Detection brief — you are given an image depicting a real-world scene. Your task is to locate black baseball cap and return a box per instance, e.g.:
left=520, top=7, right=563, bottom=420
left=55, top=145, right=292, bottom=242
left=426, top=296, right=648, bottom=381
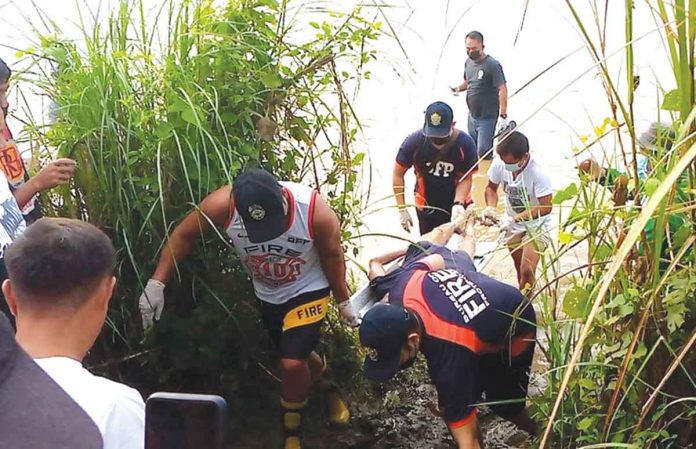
left=0, top=314, right=103, bottom=448
left=422, top=101, right=454, bottom=139
left=359, top=303, right=411, bottom=382
left=233, top=168, right=286, bottom=243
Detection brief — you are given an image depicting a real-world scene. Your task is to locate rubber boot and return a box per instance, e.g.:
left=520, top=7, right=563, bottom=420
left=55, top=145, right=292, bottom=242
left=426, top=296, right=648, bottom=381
left=281, top=398, right=306, bottom=449
left=326, top=386, right=350, bottom=425
left=313, top=354, right=351, bottom=426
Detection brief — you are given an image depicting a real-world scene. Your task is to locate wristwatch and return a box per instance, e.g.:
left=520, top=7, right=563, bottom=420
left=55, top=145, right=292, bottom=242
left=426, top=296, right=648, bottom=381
left=500, top=113, right=508, bottom=119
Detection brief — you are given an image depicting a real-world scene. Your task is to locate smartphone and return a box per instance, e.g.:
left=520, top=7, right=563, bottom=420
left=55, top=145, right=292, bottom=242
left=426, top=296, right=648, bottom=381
left=145, top=392, right=228, bottom=449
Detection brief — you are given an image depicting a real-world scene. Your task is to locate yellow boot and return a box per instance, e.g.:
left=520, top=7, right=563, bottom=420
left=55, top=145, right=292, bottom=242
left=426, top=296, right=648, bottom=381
left=326, top=386, right=350, bottom=426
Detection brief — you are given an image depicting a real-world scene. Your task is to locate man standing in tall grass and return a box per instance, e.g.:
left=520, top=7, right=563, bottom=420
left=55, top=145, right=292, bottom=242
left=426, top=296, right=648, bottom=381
left=0, top=58, right=76, bottom=325
left=139, top=168, right=355, bottom=449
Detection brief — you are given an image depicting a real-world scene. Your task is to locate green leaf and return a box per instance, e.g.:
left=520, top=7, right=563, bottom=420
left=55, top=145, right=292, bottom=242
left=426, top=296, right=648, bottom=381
left=261, top=72, right=282, bottom=89
left=643, top=178, right=660, bottom=196
left=595, top=244, right=612, bottom=260
left=661, top=89, right=681, bottom=111
left=553, top=183, right=578, bottom=204
left=558, top=231, right=574, bottom=244
left=666, top=301, right=687, bottom=332
left=563, top=286, right=591, bottom=319
left=578, top=378, right=594, bottom=390
left=672, top=224, right=691, bottom=249
left=181, top=108, right=199, bottom=125
left=606, top=294, right=626, bottom=309
left=578, top=417, right=594, bottom=431
left=154, top=123, right=173, bottom=139
left=634, top=342, right=647, bottom=359
left=309, top=21, right=320, bottom=29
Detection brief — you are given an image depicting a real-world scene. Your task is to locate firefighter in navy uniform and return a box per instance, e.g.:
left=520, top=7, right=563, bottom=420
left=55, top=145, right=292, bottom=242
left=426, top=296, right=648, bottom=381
left=393, top=101, right=478, bottom=235
left=359, top=230, right=538, bottom=449
left=139, top=168, right=356, bottom=449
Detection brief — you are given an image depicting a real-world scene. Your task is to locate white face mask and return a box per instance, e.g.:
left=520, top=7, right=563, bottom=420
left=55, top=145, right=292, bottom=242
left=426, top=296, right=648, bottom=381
left=504, top=162, right=521, bottom=172
left=503, top=155, right=528, bottom=172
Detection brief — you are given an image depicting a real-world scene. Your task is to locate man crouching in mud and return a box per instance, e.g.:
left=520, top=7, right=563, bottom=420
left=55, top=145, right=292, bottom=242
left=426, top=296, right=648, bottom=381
left=361, top=215, right=537, bottom=448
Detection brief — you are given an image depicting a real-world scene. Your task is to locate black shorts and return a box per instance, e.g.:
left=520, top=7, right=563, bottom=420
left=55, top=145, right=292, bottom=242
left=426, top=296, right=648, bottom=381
left=416, top=208, right=450, bottom=235
left=416, top=200, right=474, bottom=235
left=477, top=336, right=535, bottom=417
left=259, top=287, right=330, bottom=360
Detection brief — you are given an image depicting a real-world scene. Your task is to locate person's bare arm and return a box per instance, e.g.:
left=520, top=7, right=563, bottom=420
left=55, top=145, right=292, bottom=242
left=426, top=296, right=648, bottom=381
left=0, top=109, right=6, bottom=149
left=455, top=175, right=473, bottom=204
left=312, top=193, right=350, bottom=303
left=452, top=79, right=469, bottom=93
left=512, top=194, right=552, bottom=222
left=485, top=181, right=499, bottom=207
left=498, top=83, right=508, bottom=117
left=368, top=247, right=409, bottom=281
left=449, top=418, right=483, bottom=449
left=152, top=186, right=232, bottom=283
left=393, top=163, right=409, bottom=208
left=12, top=159, right=77, bottom=208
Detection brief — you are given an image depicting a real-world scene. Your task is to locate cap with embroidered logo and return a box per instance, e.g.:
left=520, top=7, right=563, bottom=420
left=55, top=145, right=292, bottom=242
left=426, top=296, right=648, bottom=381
left=422, top=101, right=454, bottom=139
left=233, top=168, right=286, bottom=243
left=359, top=303, right=411, bottom=382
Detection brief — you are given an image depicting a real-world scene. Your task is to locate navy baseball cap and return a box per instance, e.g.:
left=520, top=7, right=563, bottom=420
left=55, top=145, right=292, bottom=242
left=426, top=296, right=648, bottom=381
left=422, top=101, right=454, bottom=139
left=360, top=303, right=411, bottom=382
left=233, top=168, right=286, bottom=243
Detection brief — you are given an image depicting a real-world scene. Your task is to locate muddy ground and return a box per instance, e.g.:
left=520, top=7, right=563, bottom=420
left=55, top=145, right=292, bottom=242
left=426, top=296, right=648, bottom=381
left=229, top=221, right=567, bottom=448
left=230, top=347, right=548, bottom=449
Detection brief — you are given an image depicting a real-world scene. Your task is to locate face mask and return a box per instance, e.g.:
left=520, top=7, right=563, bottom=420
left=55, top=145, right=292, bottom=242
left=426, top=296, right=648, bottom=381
left=429, top=136, right=449, bottom=149
left=504, top=162, right=521, bottom=172
left=504, top=155, right=528, bottom=172
left=468, top=50, right=481, bottom=60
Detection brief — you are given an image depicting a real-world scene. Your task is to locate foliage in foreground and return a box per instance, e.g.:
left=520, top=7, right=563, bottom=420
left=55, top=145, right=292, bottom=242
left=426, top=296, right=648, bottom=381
left=532, top=1, right=696, bottom=447
left=17, top=0, right=379, bottom=438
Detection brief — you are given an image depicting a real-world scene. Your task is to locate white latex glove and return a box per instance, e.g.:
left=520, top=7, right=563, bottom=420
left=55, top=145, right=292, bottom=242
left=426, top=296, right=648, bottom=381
left=139, top=279, right=165, bottom=330
left=451, top=203, right=466, bottom=222
left=481, top=206, right=499, bottom=226
left=495, top=117, right=509, bottom=137
left=499, top=215, right=516, bottom=233
left=338, top=301, right=359, bottom=327
left=399, top=208, right=413, bottom=233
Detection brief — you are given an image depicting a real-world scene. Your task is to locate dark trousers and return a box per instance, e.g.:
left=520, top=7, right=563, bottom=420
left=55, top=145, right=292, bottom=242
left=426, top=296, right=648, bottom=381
left=416, top=208, right=451, bottom=235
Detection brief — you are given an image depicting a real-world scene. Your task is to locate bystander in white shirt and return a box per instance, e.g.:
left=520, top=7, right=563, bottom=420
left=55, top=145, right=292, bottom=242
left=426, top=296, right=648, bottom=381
left=488, top=156, right=553, bottom=236
left=35, top=356, right=145, bottom=449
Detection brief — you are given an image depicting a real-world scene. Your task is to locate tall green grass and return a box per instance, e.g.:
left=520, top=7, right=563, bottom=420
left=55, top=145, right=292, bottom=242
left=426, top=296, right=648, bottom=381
left=532, top=1, right=696, bottom=447
left=17, top=0, right=380, bottom=439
